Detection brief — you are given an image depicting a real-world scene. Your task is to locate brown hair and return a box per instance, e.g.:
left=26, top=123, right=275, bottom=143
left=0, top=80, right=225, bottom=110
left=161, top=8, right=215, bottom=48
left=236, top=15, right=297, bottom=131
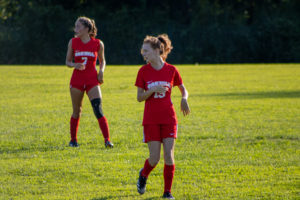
left=77, top=16, right=97, bottom=38
left=143, top=34, right=173, bottom=61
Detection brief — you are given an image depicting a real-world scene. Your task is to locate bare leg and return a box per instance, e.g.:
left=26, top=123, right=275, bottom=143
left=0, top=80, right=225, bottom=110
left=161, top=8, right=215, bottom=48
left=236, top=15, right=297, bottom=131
left=140, top=141, right=161, bottom=177
left=87, top=85, right=102, bottom=100
left=70, top=88, right=84, bottom=118
left=148, top=141, right=162, bottom=166
left=163, top=138, right=175, bottom=165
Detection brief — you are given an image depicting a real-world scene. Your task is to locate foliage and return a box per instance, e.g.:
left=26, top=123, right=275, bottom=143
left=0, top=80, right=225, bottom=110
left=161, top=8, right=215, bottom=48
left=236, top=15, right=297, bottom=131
left=0, top=0, right=299, bottom=64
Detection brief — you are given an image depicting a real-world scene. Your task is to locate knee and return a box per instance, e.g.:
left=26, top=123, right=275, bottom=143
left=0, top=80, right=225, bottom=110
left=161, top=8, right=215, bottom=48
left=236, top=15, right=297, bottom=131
left=149, top=154, right=160, bottom=166
left=164, top=152, right=174, bottom=165
left=72, top=107, right=82, bottom=118
left=91, top=98, right=104, bottom=119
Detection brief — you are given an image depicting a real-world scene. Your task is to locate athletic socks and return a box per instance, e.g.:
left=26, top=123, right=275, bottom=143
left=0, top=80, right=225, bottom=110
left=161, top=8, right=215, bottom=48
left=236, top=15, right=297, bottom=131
left=140, top=160, right=175, bottom=193
left=141, top=159, right=156, bottom=178
left=97, top=116, right=110, bottom=142
left=70, top=117, right=80, bottom=142
left=70, top=116, right=110, bottom=143
left=164, top=164, right=175, bottom=193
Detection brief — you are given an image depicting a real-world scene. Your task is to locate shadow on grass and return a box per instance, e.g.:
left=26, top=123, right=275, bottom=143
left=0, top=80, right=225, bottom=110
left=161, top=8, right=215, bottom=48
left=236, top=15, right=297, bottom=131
left=91, top=197, right=113, bottom=200
left=0, top=142, right=117, bottom=155
left=91, top=195, right=161, bottom=200
left=193, top=90, right=300, bottom=99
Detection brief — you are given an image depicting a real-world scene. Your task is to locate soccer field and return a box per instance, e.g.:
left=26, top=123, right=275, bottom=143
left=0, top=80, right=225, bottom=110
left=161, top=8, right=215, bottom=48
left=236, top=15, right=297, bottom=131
left=0, top=64, right=299, bottom=199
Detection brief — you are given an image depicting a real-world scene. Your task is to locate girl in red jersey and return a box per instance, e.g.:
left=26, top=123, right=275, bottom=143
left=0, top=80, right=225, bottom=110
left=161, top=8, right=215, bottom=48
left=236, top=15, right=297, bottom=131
left=135, top=34, right=190, bottom=199
left=65, top=16, right=113, bottom=148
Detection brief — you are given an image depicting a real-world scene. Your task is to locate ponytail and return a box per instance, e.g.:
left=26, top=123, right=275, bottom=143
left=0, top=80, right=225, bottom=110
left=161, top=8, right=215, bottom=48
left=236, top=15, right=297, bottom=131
left=157, top=34, right=173, bottom=61
left=77, top=16, right=98, bottom=38
left=89, top=19, right=97, bottom=38
left=143, top=34, right=173, bottom=61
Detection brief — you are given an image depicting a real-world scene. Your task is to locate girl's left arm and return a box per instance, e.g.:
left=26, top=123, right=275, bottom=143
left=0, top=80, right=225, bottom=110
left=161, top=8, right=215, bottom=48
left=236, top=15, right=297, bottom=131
left=97, top=41, right=106, bottom=84
left=178, top=84, right=190, bottom=116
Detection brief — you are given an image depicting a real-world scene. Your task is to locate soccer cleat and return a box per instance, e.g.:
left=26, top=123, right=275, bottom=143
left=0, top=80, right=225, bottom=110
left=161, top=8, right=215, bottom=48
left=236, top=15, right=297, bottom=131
left=137, top=169, right=147, bottom=194
left=163, top=192, right=175, bottom=199
left=105, top=140, right=114, bottom=148
left=69, top=140, right=79, bottom=147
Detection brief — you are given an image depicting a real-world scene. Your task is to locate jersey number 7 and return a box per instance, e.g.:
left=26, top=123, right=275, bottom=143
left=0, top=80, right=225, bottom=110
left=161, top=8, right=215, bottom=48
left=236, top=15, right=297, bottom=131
left=82, top=57, right=88, bottom=65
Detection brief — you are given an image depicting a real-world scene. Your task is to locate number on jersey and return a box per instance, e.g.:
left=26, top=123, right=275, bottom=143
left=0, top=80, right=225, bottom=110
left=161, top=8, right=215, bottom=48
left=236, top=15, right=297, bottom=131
left=154, top=92, right=166, bottom=98
left=82, top=57, right=88, bottom=65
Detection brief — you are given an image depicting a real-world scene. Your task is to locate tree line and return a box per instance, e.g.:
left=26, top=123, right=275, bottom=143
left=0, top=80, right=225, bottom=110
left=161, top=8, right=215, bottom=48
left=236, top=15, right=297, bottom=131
left=0, top=0, right=299, bottom=64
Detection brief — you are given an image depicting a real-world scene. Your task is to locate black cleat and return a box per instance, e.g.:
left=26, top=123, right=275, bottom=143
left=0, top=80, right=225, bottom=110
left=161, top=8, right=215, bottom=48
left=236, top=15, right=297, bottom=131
left=69, top=140, right=79, bottom=147
left=163, top=192, right=175, bottom=199
left=105, top=141, right=114, bottom=148
left=137, top=169, right=147, bottom=194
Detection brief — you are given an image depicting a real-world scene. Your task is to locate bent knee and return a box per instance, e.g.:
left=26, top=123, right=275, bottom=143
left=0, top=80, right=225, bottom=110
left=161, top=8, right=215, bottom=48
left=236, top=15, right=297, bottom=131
left=149, top=155, right=160, bottom=166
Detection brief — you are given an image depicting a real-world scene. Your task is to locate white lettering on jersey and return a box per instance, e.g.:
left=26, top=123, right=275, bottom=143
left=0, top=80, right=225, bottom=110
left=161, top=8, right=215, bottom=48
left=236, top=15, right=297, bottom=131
left=75, top=51, right=95, bottom=57
left=147, top=81, right=171, bottom=89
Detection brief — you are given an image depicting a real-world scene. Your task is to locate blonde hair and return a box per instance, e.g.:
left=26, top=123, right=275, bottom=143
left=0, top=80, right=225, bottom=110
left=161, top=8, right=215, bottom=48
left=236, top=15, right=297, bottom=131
left=77, top=16, right=97, bottom=38
left=143, top=34, right=173, bottom=61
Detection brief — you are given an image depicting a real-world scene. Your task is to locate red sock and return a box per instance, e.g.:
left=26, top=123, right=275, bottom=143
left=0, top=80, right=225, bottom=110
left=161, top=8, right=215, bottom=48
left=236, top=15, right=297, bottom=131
left=164, top=164, right=175, bottom=193
left=141, top=159, right=156, bottom=178
left=97, top=116, right=110, bottom=142
left=70, top=117, right=80, bottom=142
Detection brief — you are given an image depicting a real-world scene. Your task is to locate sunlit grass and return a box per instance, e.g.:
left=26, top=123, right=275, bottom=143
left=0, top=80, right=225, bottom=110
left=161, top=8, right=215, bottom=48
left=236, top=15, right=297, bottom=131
left=0, top=64, right=299, bottom=199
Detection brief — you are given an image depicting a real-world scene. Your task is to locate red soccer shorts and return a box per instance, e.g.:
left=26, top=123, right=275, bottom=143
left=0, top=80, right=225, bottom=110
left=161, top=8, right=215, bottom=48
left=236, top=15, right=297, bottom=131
left=143, top=124, right=177, bottom=143
left=70, top=71, right=99, bottom=93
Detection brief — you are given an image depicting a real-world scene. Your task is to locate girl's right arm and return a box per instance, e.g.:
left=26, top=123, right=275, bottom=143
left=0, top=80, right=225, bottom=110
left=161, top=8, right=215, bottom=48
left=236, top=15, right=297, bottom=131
left=65, top=39, right=85, bottom=70
left=137, top=85, right=168, bottom=102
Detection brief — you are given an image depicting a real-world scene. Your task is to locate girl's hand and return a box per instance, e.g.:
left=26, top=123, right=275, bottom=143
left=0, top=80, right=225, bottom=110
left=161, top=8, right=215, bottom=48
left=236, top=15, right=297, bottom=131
left=181, top=98, right=190, bottom=116
left=98, top=71, right=104, bottom=84
left=150, top=84, right=169, bottom=93
left=74, top=63, right=85, bottom=70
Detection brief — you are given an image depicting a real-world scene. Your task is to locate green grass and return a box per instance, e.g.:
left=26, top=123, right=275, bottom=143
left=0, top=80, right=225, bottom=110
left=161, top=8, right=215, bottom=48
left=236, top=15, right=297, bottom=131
left=0, top=64, right=299, bottom=199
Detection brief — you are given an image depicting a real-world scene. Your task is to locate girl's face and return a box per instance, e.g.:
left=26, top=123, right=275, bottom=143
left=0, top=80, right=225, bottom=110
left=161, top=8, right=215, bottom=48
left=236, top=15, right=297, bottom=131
left=74, top=20, right=89, bottom=37
left=141, top=43, right=160, bottom=63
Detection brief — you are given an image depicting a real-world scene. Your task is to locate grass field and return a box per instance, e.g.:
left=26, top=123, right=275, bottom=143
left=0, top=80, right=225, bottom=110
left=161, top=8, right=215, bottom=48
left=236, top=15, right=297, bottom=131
left=0, top=64, right=299, bottom=200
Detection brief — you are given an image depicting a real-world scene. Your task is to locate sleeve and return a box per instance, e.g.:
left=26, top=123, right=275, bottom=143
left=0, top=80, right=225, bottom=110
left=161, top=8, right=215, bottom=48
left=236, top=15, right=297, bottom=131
left=135, top=68, right=145, bottom=89
left=173, top=67, right=183, bottom=86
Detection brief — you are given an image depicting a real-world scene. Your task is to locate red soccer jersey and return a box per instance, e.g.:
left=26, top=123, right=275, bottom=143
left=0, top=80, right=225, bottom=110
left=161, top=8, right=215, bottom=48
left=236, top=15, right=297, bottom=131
left=135, top=62, right=183, bottom=125
left=72, top=37, right=100, bottom=74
